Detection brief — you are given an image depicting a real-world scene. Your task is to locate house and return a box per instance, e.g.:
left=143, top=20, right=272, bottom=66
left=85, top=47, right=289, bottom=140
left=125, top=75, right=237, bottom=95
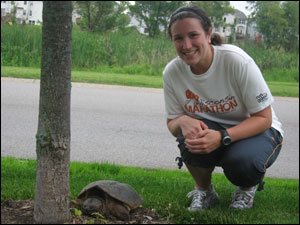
left=129, top=9, right=249, bottom=40
left=1, top=1, right=43, bottom=25
left=213, top=9, right=247, bottom=41
left=1, top=1, right=78, bottom=25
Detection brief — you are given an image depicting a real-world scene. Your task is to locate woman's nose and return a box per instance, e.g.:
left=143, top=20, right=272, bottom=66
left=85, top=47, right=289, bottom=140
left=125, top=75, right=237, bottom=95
left=183, top=38, right=192, bottom=49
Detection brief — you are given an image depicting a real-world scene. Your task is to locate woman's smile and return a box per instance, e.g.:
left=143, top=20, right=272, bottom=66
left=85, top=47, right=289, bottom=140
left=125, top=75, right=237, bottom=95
left=183, top=49, right=198, bottom=56
left=171, top=18, right=213, bottom=74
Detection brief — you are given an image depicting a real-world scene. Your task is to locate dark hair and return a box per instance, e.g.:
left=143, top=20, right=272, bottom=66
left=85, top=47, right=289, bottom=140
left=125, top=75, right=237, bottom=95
left=168, top=5, right=224, bottom=46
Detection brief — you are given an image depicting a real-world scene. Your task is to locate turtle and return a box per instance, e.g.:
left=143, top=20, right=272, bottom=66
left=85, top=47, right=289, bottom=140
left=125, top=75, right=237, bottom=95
left=75, top=180, right=144, bottom=220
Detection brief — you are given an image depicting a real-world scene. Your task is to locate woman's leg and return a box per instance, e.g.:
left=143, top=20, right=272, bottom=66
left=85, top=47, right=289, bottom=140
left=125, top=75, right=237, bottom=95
left=185, top=165, right=214, bottom=190
left=220, top=127, right=283, bottom=188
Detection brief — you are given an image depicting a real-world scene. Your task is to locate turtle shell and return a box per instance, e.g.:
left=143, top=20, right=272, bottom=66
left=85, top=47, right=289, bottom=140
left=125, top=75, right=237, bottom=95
left=76, top=180, right=143, bottom=209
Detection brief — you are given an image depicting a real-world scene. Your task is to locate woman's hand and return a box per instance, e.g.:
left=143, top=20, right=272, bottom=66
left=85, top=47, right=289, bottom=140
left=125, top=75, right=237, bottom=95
left=167, top=115, right=221, bottom=154
left=185, top=129, right=222, bottom=154
left=178, top=115, right=208, bottom=140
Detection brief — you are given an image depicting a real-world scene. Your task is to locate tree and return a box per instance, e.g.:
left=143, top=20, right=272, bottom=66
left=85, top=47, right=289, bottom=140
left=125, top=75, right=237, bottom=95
left=281, top=1, right=299, bottom=52
left=75, top=1, right=130, bottom=33
left=129, top=1, right=183, bottom=38
left=191, top=1, right=234, bottom=28
left=249, top=1, right=288, bottom=50
left=248, top=1, right=299, bottom=52
left=34, top=1, right=72, bottom=224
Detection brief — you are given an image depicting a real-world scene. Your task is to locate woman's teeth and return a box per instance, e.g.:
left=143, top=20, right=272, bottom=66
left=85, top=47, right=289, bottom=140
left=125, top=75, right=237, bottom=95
left=184, top=50, right=197, bottom=55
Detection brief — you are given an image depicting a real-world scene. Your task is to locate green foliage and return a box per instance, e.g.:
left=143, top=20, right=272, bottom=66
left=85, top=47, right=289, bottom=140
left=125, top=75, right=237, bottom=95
left=236, top=39, right=299, bottom=73
left=1, top=25, right=42, bottom=67
left=191, top=1, right=235, bottom=27
left=74, top=1, right=130, bottom=33
left=249, top=1, right=299, bottom=52
left=91, top=212, right=108, bottom=224
left=1, top=24, right=299, bottom=82
left=128, top=1, right=183, bottom=38
left=74, top=208, right=82, bottom=216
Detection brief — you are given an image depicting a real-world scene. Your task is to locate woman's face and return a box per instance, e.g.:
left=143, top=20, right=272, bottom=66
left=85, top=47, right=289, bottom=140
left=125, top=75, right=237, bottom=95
left=171, top=18, right=212, bottom=74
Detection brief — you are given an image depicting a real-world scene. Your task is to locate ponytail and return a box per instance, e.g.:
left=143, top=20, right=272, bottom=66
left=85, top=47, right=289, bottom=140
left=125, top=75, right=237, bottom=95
left=211, top=33, right=225, bottom=46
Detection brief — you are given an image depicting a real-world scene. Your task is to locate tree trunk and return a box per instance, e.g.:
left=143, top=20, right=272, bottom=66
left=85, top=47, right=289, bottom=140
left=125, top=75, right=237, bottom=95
left=34, top=2, right=72, bottom=224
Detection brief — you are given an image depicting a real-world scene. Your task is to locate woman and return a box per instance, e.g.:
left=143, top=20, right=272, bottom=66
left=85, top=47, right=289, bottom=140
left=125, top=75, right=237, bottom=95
left=163, top=5, right=283, bottom=210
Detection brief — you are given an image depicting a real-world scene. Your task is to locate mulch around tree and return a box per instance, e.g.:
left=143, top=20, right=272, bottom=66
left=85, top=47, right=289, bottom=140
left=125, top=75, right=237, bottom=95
left=1, top=200, right=172, bottom=224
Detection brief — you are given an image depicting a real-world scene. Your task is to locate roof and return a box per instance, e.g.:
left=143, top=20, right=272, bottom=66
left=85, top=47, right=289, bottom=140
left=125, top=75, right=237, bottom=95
left=234, top=9, right=247, bottom=19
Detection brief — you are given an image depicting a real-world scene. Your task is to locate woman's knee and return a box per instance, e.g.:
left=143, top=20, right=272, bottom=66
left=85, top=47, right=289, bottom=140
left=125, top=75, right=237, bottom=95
left=222, top=154, right=264, bottom=187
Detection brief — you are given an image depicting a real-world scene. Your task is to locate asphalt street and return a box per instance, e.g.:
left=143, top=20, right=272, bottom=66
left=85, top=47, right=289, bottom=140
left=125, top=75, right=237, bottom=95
left=1, top=78, right=299, bottom=179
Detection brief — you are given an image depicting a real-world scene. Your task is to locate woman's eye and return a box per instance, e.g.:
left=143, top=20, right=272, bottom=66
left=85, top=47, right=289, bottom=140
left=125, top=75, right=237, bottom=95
left=174, top=36, right=182, bottom=41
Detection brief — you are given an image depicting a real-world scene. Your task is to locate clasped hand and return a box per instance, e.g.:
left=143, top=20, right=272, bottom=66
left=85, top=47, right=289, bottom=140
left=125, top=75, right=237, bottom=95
left=180, top=116, right=221, bottom=154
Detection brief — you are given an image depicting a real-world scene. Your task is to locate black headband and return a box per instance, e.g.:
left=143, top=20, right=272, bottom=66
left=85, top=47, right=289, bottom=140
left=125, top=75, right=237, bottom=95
left=171, top=7, right=210, bottom=27
left=172, top=8, right=203, bottom=19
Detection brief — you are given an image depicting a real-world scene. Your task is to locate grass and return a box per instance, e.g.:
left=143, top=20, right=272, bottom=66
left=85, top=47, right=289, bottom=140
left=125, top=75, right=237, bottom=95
left=1, top=66, right=299, bottom=97
left=1, top=156, right=299, bottom=224
left=268, top=81, right=299, bottom=97
left=1, top=25, right=176, bottom=76
left=1, top=66, right=163, bottom=89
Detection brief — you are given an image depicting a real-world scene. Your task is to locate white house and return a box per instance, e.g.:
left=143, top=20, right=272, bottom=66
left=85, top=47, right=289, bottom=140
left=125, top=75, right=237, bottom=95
left=128, top=9, right=249, bottom=40
left=213, top=9, right=247, bottom=41
left=1, top=1, right=43, bottom=25
left=1, top=1, right=78, bottom=25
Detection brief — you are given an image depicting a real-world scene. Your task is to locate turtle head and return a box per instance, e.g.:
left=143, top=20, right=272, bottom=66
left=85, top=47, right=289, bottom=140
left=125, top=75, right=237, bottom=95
left=82, top=197, right=104, bottom=215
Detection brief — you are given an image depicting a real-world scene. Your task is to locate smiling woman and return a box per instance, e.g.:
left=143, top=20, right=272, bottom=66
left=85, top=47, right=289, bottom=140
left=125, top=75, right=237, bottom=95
left=167, top=7, right=223, bottom=75
left=163, top=5, right=284, bottom=212
left=170, top=18, right=214, bottom=75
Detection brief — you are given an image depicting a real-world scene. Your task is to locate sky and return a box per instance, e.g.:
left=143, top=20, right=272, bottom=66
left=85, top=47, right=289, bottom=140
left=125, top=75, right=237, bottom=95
left=230, top=1, right=253, bottom=16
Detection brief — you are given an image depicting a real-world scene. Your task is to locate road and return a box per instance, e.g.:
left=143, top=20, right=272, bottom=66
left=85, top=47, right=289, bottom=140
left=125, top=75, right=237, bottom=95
left=1, top=78, right=299, bottom=179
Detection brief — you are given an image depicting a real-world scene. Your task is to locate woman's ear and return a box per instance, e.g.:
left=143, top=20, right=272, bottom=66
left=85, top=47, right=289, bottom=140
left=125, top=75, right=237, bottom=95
left=207, top=27, right=213, bottom=43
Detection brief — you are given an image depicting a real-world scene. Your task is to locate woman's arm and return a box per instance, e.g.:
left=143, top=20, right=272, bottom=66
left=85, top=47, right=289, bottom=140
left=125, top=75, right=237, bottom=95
left=227, top=105, right=272, bottom=142
left=185, top=106, right=272, bottom=154
left=167, top=115, right=208, bottom=138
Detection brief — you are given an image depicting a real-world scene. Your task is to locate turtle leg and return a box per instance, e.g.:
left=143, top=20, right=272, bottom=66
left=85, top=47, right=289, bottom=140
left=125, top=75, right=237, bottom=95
left=106, top=195, right=129, bottom=220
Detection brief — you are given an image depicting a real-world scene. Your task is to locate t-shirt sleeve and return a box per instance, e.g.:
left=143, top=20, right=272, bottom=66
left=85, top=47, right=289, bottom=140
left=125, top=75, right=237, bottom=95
left=163, top=70, right=185, bottom=119
left=237, top=59, right=274, bottom=114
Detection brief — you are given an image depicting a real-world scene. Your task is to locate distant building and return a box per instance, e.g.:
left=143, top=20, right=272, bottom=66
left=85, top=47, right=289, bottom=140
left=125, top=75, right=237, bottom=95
left=1, top=1, right=79, bottom=25
left=1, top=1, right=43, bottom=25
left=213, top=9, right=248, bottom=41
left=129, top=9, right=250, bottom=40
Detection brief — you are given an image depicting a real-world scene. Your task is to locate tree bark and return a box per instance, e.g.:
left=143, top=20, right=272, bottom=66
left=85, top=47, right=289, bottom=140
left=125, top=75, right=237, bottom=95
left=34, top=1, right=72, bottom=223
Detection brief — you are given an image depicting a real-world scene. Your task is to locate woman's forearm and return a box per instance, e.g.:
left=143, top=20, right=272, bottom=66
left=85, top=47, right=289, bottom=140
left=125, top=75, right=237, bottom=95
left=227, top=106, right=272, bottom=142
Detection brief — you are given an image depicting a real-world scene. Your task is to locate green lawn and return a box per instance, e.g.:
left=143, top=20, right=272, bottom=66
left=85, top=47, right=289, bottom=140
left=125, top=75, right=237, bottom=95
left=1, top=157, right=299, bottom=224
left=1, top=66, right=163, bottom=89
left=1, top=66, right=299, bottom=97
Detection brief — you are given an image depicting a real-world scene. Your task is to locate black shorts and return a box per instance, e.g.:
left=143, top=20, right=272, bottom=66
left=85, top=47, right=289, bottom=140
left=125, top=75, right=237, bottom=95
left=176, top=119, right=283, bottom=187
